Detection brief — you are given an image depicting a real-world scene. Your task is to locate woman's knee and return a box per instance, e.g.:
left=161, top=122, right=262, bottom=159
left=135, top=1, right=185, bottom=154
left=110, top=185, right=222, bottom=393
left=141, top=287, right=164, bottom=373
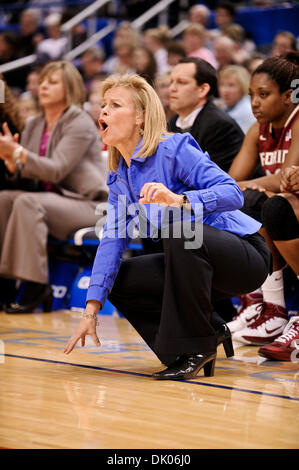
left=262, top=195, right=299, bottom=241
left=12, top=192, right=39, bottom=209
left=0, top=190, right=21, bottom=209
left=242, top=189, right=268, bottom=222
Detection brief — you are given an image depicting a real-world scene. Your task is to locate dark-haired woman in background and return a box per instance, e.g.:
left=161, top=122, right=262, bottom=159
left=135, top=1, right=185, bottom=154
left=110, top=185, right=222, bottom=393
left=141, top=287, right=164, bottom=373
left=133, top=46, right=157, bottom=87
left=228, top=52, right=299, bottom=359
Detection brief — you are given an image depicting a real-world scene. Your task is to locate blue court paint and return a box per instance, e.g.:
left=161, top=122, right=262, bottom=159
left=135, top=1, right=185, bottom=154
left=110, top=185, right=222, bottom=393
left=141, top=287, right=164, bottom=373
left=1, top=353, right=299, bottom=402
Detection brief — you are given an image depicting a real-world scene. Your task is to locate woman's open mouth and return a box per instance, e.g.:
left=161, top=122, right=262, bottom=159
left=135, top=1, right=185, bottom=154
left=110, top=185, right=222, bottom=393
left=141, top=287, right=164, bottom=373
left=99, top=119, right=109, bottom=132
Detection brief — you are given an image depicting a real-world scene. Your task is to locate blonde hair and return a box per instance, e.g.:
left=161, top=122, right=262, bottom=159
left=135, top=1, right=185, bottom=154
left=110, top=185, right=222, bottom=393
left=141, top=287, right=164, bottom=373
left=101, top=74, right=169, bottom=172
left=39, top=60, right=86, bottom=109
left=223, top=24, right=245, bottom=43
left=184, top=23, right=206, bottom=39
left=219, top=65, right=251, bottom=96
left=143, top=26, right=170, bottom=47
left=114, top=21, right=141, bottom=47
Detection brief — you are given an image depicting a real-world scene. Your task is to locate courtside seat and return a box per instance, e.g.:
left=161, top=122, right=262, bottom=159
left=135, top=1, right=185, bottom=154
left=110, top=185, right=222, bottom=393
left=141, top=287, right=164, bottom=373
left=48, top=207, right=142, bottom=313
left=67, top=223, right=142, bottom=316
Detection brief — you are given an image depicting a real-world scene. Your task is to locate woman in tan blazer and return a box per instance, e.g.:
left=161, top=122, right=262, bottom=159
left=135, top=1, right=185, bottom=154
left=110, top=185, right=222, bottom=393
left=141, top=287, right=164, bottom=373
left=0, top=61, right=107, bottom=313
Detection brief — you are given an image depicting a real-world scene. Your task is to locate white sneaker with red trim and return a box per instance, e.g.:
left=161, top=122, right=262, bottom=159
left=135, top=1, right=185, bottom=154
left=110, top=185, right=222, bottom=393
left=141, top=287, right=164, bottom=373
left=227, top=292, right=264, bottom=334
left=258, top=316, right=299, bottom=361
left=233, top=302, right=288, bottom=345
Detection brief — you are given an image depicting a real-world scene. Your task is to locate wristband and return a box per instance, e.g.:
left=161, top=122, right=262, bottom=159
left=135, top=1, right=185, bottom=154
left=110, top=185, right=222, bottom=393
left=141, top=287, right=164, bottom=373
left=82, top=312, right=99, bottom=325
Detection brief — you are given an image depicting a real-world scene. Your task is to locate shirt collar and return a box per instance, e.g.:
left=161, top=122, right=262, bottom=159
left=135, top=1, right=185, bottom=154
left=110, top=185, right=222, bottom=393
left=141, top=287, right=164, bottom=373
left=131, top=137, right=146, bottom=161
left=176, top=106, right=202, bottom=130
left=117, top=138, right=146, bottom=175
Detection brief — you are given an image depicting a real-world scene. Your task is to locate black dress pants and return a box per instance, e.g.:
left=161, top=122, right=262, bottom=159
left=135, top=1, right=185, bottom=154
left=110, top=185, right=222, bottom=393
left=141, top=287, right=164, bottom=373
left=108, top=224, right=271, bottom=366
left=141, top=238, right=239, bottom=323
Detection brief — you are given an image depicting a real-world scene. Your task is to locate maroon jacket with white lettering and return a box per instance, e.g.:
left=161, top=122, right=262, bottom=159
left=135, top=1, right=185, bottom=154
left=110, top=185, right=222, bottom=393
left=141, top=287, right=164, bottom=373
left=258, top=104, right=299, bottom=175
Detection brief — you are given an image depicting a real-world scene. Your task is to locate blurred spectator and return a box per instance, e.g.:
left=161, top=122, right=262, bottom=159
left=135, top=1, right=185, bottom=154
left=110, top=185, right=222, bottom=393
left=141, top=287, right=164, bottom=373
left=209, top=1, right=237, bottom=45
left=214, top=36, right=236, bottom=71
left=218, top=65, right=256, bottom=133
left=18, top=92, right=40, bottom=122
left=69, top=23, right=87, bottom=50
left=182, top=24, right=217, bottom=68
left=26, top=68, right=41, bottom=102
left=0, top=32, right=22, bottom=91
left=30, top=0, right=64, bottom=21
left=166, top=42, right=186, bottom=68
left=188, top=4, right=211, bottom=27
left=61, top=8, right=87, bottom=49
left=155, top=71, right=174, bottom=121
left=103, top=40, right=136, bottom=75
left=102, top=22, right=140, bottom=75
left=84, top=92, right=102, bottom=128
left=133, top=46, right=157, bottom=86
left=0, top=31, right=18, bottom=64
left=36, top=13, right=67, bottom=64
left=1, top=10, right=42, bottom=92
left=0, top=73, right=24, bottom=190
left=270, top=31, right=297, bottom=57
left=243, top=53, right=265, bottom=74
left=167, top=0, right=200, bottom=28
left=88, top=75, right=108, bottom=95
left=222, top=24, right=253, bottom=64
left=17, top=9, right=43, bottom=58
left=77, top=47, right=105, bottom=93
left=113, top=21, right=141, bottom=48
left=143, top=26, right=170, bottom=74
left=214, top=2, right=236, bottom=32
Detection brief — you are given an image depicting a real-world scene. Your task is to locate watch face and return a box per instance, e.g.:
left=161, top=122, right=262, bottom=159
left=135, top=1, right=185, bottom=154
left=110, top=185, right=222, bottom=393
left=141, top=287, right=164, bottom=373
left=12, top=146, right=22, bottom=162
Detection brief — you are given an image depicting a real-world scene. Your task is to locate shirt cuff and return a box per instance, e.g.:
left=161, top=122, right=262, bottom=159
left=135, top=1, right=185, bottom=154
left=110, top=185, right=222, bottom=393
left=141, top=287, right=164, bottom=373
left=186, top=189, right=217, bottom=215
left=184, top=190, right=203, bottom=219
left=86, top=285, right=109, bottom=307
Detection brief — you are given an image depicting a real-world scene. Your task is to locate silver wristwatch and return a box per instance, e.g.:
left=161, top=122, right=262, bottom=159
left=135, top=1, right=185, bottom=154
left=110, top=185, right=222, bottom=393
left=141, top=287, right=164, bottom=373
left=12, top=145, right=23, bottom=162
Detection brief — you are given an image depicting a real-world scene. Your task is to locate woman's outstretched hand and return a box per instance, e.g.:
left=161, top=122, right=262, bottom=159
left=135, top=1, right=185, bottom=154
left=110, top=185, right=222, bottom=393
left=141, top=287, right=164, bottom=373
left=64, top=301, right=101, bottom=354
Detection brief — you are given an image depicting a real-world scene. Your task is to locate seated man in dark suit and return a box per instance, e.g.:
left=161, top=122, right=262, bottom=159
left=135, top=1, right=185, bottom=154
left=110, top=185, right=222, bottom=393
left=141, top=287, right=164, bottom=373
left=167, top=57, right=244, bottom=173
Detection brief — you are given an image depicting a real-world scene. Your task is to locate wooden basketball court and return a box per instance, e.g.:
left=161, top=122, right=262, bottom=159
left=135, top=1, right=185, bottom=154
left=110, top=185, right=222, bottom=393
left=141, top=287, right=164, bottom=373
left=0, top=308, right=298, bottom=450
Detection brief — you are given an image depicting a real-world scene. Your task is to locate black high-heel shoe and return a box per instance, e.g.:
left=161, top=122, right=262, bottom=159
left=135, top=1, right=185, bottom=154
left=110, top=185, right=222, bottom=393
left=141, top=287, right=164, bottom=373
left=216, top=324, right=234, bottom=358
left=5, top=283, right=53, bottom=314
left=152, top=351, right=217, bottom=380
left=0, top=277, right=17, bottom=311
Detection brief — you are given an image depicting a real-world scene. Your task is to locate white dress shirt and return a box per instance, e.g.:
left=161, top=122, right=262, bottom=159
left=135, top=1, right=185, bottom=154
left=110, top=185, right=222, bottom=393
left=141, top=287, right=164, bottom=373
left=176, top=107, right=203, bottom=130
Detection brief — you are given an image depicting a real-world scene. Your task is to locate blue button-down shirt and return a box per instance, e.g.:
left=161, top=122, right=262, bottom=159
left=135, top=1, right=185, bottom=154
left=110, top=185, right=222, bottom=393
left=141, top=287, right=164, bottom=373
left=87, top=133, right=261, bottom=306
